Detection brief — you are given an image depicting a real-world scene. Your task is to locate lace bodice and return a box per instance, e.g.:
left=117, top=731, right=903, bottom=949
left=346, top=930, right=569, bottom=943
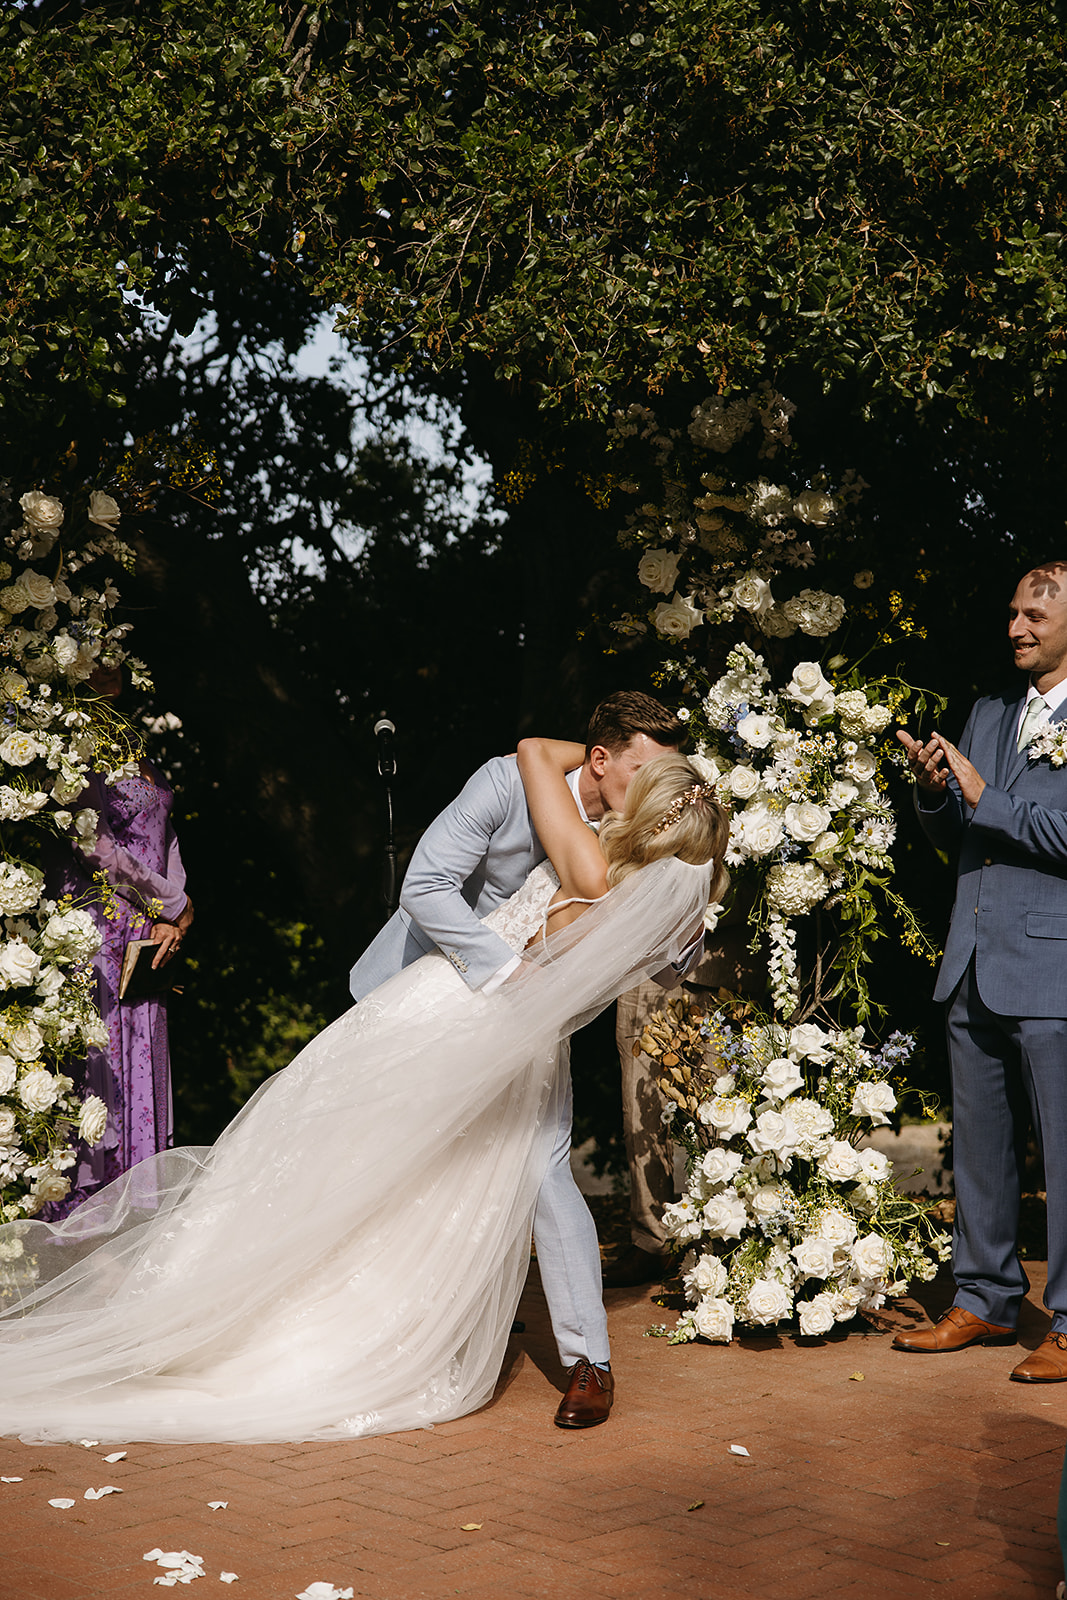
left=481, top=860, right=561, bottom=953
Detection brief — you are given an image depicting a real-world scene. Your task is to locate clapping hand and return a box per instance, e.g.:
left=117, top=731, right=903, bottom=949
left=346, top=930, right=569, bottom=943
left=896, top=729, right=986, bottom=808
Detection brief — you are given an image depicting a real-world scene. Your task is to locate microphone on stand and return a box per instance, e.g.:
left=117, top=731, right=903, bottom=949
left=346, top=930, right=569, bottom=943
left=374, top=714, right=399, bottom=919
left=374, top=715, right=396, bottom=780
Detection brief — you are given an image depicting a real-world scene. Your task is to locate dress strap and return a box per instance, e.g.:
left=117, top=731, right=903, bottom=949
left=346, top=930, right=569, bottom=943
left=539, top=892, right=607, bottom=939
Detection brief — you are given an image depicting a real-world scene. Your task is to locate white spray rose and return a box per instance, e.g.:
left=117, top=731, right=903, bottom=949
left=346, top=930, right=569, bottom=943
left=688, top=752, right=722, bottom=785
left=0, top=731, right=42, bottom=768
left=88, top=491, right=121, bottom=530
left=19, top=491, right=64, bottom=533
left=703, top=1190, right=749, bottom=1239
left=784, top=661, right=834, bottom=708
left=839, top=747, right=878, bottom=782
left=819, top=1140, right=863, bottom=1183
left=726, top=764, right=760, bottom=800
left=652, top=593, right=704, bottom=638
left=19, top=570, right=56, bottom=610
left=788, top=1023, right=836, bottom=1063
left=857, top=1148, right=893, bottom=1183
left=816, top=1207, right=858, bottom=1247
left=797, top=1293, right=837, bottom=1336
left=703, top=1094, right=753, bottom=1138
left=684, top=1254, right=729, bottom=1297
left=732, top=572, right=773, bottom=618
left=851, top=1081, right=897, bottom=1126
left=31, top=1171, right=70, bottom=1205
left=17, top=1067, right=60, bottom=1111
left=760, top=1057, right=805, bottom=1101
left=789, top=1097, right=835, bottom=1156
left=749, top=1184, right=786, bottom=1221
left=77, top=1094, right=108, bottom=1145
left=793, top=490, right=837, bottom=526
left=7, top=1021, right=44, bottom=1061
left=747, top=1109, right=799, bottom=1163
left=692, top=1297, right=735, bottom=1342
left=784, top=801, right=832, bottom=842
left=792, top=1236, right=837, bottom=1280
left=735, top=712, right=775, bottom=749
left=700, top=1147, right=744, bottom=1185
left=745, top=1278, right=793, bottom=1325
left=741, top=800, right=784, bottom=856
left=851, top=1232, right=893, bottom=1279
left=637, top=548, right=682, bottom=594
left=0, top=940, right=41, bottom=989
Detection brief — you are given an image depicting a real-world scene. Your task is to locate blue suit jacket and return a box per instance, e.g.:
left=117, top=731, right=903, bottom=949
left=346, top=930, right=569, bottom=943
left=918, top=689, right=1067, bottom=1016
left=349, top=757, right=548, bottom=1000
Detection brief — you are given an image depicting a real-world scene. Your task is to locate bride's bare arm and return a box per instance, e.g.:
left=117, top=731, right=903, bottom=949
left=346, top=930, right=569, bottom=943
left=516, top=738, right=609, bottom=902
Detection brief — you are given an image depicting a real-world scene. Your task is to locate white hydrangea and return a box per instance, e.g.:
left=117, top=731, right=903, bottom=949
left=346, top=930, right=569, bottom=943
left=765, top=860, right=829, bottom=915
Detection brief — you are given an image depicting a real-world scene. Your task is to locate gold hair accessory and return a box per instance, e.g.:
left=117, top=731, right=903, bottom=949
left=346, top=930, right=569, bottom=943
left=650, top=783, right=714, bottom=836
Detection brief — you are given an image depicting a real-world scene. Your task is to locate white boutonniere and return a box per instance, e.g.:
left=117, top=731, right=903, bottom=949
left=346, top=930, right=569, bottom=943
left=1027, top=723, right=1067, bottom=767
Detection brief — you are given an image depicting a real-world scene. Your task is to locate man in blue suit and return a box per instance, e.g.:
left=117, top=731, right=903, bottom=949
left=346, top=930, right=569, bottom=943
left=895, top=561, right=1067, bottom=1380
left=349, top=691, right=689, bottom=1425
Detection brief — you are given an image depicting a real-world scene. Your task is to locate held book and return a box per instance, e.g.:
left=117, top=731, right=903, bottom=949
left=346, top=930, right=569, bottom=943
left=118, top=938, right=183, bottom=1003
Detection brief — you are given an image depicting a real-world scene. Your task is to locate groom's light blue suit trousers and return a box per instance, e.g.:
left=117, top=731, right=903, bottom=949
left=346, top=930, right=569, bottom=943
left=532, top=1044, right=611, bottom=1369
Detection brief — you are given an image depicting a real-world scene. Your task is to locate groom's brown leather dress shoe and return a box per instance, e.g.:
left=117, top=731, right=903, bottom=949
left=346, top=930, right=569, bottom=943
left=554, top=1360, right=614, bottom=1428
left=891, top=1306, right=1016, bottom=1352
left=1010, top=1332, right=1067, bottom=1381
left=602, top=1245, right=667, bottom=1289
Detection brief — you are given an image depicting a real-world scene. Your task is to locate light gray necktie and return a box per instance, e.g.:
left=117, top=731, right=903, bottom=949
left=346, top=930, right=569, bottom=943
left=1018, top=694, right=1049, bottom=751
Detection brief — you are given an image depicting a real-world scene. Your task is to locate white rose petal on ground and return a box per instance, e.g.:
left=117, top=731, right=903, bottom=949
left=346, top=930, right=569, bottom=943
left=296, top=1586, right=356, bottom=1600
left=220, top=1577, right=239, bottom=1586
left=102, top=1451, right=126, bottom=1463
left=78, top=1439, right=100, bottom=1447
left=208, top=1501, right=228, bottom=1510
left=144, top=1549, right=206, bottom=1586
left=729, top=1445, right=750, bottom=1457
left=1, top=1477, right=22, bottom=1482
left=49, top=1498, right=76, bottom=1508
left=84, top=1485, right=122, bottom=1498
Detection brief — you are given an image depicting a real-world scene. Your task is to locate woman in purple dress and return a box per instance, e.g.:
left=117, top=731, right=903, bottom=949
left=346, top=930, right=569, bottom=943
left=47, top=760, right=192, bottom=1212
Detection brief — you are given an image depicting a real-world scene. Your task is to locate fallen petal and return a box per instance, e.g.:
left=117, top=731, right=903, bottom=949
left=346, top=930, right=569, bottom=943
left=686, top=1501, right=705, bottom=1512
left=84, top=1485, right=123, bottom=1499
left=78, top=1439, right=100, bottom=1448
left=296, top=1587, right=355, bottom=1600
left=848, top=1371, right=865, bottom=1382
left=49, top=1498, right=76, bottom=1509
left=459, top=1523, right=482, bottom=1531
left=729, top=1445, right=750, bottom=1457
left=207, top=1501, right=228, bottom=1510
left=220, top=1576, right=239, bottom=1585
left=1, top=1477, right=23, bottom=1483
left=103, top=1451, right=127, bottom=1463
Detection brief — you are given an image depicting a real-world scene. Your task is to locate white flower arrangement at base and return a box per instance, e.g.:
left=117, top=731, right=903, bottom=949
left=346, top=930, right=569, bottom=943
left=640, top=995, right=949, bottom=1343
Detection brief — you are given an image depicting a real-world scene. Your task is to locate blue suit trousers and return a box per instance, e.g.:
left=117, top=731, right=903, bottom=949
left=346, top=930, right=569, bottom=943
left=948, top=960, right=1067, bottom=1331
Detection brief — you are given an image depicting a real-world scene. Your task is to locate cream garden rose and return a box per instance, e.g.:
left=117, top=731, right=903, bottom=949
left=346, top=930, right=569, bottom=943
left=20, top=491, right=64, bottom=534
left=652, top=592, right=704, bottom=638
left=17, top=1067, right=60, bottom=1112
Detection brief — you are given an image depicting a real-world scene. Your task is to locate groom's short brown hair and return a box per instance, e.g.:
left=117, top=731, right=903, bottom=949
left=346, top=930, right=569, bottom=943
left=585, top=691, right=685, bottom=755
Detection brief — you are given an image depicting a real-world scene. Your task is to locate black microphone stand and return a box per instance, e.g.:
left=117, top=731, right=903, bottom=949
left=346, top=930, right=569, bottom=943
left=374, top=714, right=399, bottom=921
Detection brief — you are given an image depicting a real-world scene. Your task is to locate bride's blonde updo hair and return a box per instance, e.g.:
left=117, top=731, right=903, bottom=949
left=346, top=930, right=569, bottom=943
left=598, top=754, right=729, bottom=895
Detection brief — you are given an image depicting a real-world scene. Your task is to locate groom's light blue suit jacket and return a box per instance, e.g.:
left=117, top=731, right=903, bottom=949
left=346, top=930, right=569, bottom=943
left=349, top=757, right=548, bottom=1001
left=918, top=688, right=1067, bottom=1016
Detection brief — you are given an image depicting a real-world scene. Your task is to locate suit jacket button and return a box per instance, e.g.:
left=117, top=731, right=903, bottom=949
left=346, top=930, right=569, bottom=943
left=983, top=857, right=992, bottom=866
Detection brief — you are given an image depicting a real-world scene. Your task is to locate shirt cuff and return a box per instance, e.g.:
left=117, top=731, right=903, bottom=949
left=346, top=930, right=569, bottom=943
left=481, top=954, right=522, bottom=995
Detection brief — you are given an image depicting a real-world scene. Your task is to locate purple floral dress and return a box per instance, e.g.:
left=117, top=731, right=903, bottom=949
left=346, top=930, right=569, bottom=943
left=47, top=764, right=188, bottom=1213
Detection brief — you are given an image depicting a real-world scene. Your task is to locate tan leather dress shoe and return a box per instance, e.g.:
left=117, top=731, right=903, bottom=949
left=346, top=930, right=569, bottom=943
left=891, top=1305, right=1016, bottom=1352
left=1010, top=1332, right=1067, bottom=1381
left=554, top=1360, right=614, bottom=1428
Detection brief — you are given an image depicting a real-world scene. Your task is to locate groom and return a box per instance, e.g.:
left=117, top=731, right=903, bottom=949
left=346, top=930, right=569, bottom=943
left=349, top=691, right=687, bottom=1427
left=895, top=561, right=1067, bottom=1380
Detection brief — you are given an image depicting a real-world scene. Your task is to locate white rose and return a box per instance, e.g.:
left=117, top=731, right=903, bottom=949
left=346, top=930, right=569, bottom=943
left=661, top=1195, right=707, bottom=1243
left=704, top=1094, right=753, bottom=1138
left=17, top=1067, right=60, bottom=1111
left=736, top=712, right=774, bottom=749
left=851, top=1080, right=897, bottom=1126
left=77, top=1094, right=108, bottom=1145
left=0, top=1107, right=17, bottom=1145
left=20, top=491, right=64, bottom=533
left=788, top=1022, right=836, bottom=1063
left=745, top=1277, right=792, bottom=1325
left=819, top=1140, right=863, bottom=1183
left=692, top=1296, right=735, bottom=1342
left=0, top=939, right=41, bottom=990
left=73, top=808, right=99, bottom=847
left=810, top=831, right=841, bottom=865
left=792, top=1236, right=837, bottom=1280
left=797, top=1292, right=837, bottom=1336
left=760, top=1057, right=805, bottom=1101
left=700, top=1146, right=744, bottom=1185
left=793, top=490, right=837, bottom=526
left=19, top=570, right=56, bottom=610
left=732, top=572, right=773, bottom=617
left=88, top=491, right=121, bottom=530
left=0, top=731, right=41, bottom=769
left=703, top=1190, right=749, bottom=1239
left=688, top=752, right=721, bottom=785
left=765, top=860, right=828, bottom=915
left=747, top=1109, right=799, bottom=1163
left=684, top=1253, right=729, bottom=1297
left=840, top=747, right=878, bottom=782
left=749, top=1184, right=785, bottom=1221
left=851, top=1232, right=893, bottom=1280
left=858, top=1148, right=893, bottom=1183
left=7, top=1021, right=44, bottom=1062
left=828, top=778, right=858, bottom=809
left=741, top=802, right=784, bottom=857
left=816, top=1207, right=858, bottom=1247
left=784, top=801, right=832, bottom=842
left=726, top=764, right=761, bottom=800
left=652, top=593, right=704, bottom=638
left=784, top=661, right=834, bottom=708
left=713, top=1074, right=736, bottom=1094
left=0, top=1054, right=16, bottom=1094
left=31, top=1171, right=70, bottom=1205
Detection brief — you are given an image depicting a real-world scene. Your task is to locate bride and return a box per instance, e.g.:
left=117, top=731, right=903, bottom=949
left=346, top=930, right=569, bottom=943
left=0, top=742, right=726, bottom=1445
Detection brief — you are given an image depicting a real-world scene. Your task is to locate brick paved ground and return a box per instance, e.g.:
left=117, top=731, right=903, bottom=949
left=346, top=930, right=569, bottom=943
left=2, top=1260, right=1064, bottom=1600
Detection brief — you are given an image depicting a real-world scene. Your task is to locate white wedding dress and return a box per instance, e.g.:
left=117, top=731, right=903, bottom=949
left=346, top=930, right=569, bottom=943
left=0, top=857, right=709, bottom=1445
